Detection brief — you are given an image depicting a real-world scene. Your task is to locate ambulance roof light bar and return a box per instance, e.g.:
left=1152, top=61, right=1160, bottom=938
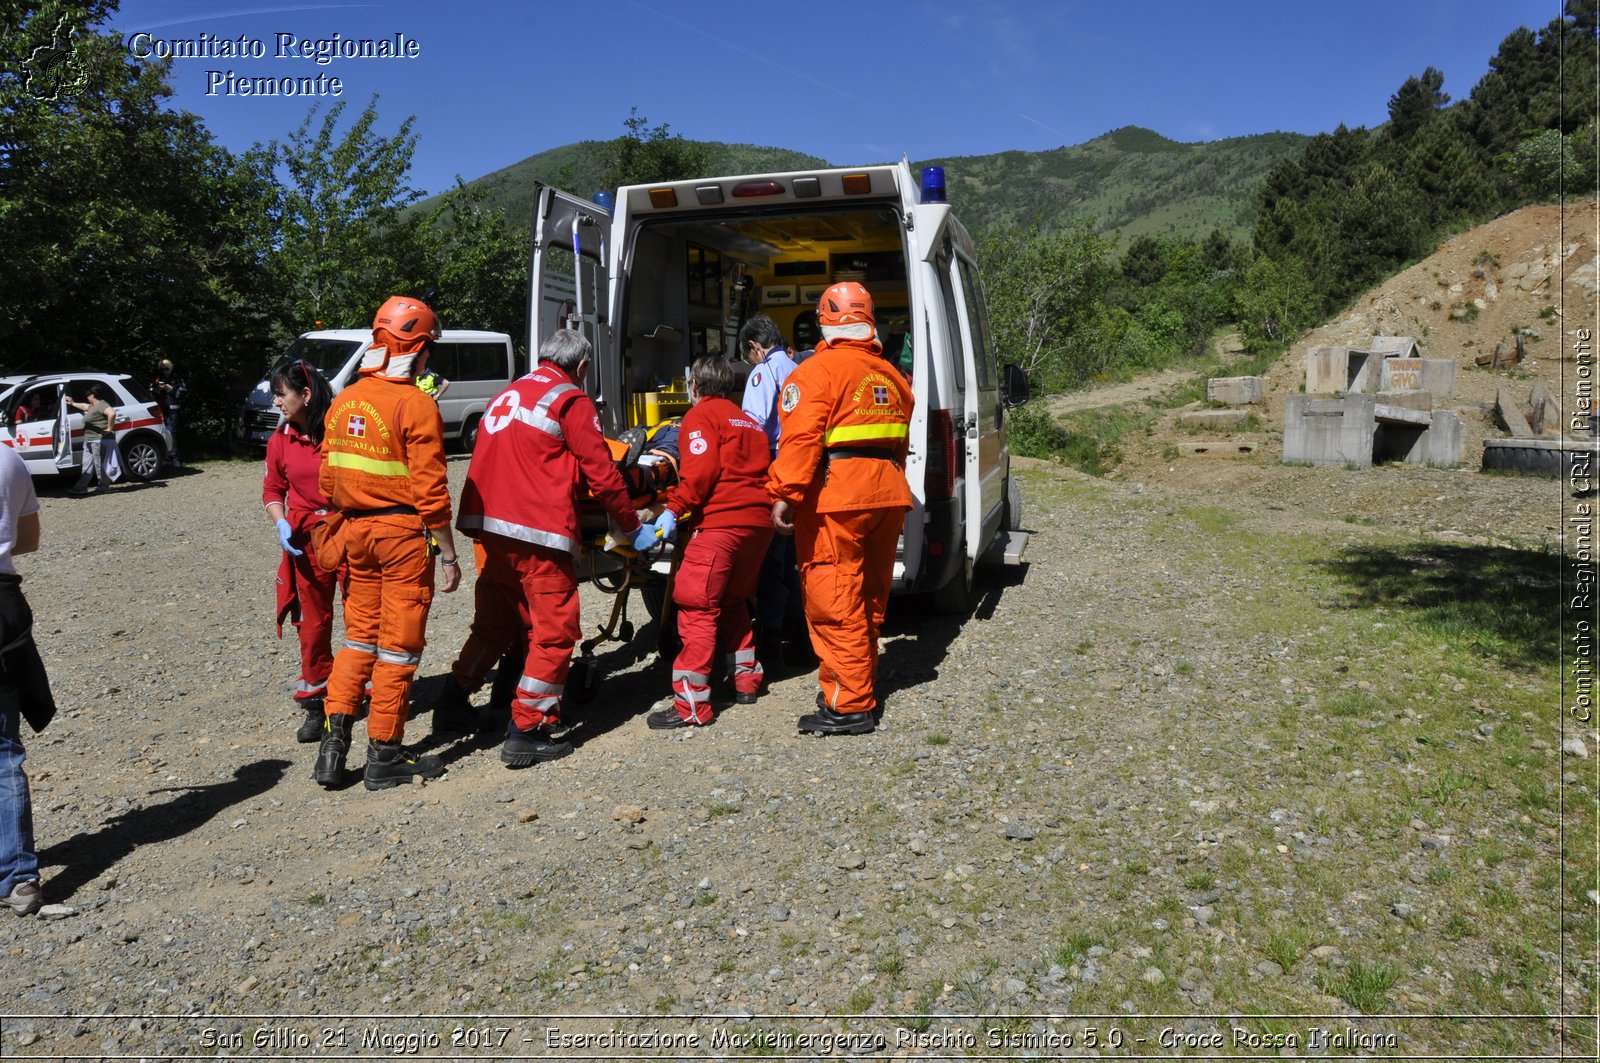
left=920, top=166, right=946, bottom=204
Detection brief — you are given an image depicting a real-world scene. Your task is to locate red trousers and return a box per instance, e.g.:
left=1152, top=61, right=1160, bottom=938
left=275, top=509, right=342, bottom=703
left=283, top=549, right=338, bottom=703
left=451, top=534, right=578, bottom=731
left=324, top=516, right=434, bottom=743
left=794, top=507, right=903, bottom=715
left=670, top=524, right=772, bottom=723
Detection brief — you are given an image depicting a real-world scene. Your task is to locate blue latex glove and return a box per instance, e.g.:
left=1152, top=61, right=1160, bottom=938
left=630, top=522, right=659, bottom=552
left=655, top=509, right=678, bottom=539
left=275, top=517, right=303, bottom=557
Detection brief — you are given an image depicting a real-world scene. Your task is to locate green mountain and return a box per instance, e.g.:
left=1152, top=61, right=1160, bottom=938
left=923, top=126, right=1310, bottom=244
left=445, top=126, right=1309, bottom=246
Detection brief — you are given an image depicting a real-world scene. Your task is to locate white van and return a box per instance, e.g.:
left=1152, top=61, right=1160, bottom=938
left=236, top=329, right=517, bottom=451
left=527, top=160, right=1029, bottom=611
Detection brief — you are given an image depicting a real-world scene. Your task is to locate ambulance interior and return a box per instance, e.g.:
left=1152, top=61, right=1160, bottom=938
left=618, top=204, right=910, bottom=426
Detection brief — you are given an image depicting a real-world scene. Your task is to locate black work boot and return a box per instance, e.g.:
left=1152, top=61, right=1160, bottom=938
left=432, top=680, right=484, bottom=735
left=363, top=740, right=446, bottom=790
left=313, top=713, right=354, bottom=787
left=295, top=698, right=326, bottom=744
left=501, top=723, right=572, bottom=768
left=815, top=690, right=885, bottom=723
left=798, top=705, right=876, bottom=736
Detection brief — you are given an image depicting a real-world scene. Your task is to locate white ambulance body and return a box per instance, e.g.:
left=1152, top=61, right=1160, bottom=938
left=526, top=160, right=1028, bottom=610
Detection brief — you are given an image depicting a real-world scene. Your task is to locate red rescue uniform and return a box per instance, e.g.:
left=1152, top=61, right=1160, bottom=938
left=263, top=420, right=341, bottom=704
left=768, top=336, right=912, bottom=716
left=661, top=396, right=774, bottom=723
left=454, top=364, right=640, bottom=731
left=319, top=376, right=452, bottom=743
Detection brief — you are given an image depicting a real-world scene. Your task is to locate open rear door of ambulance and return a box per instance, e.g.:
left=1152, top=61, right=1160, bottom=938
left=528, top=184, right=615, bottom=425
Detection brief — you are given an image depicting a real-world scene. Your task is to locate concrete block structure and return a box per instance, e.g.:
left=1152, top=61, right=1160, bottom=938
left=1306, top=338, right=1445, bottom=398
left=1419, top=358, right=1456, bottom=399
left=1369, top=336, right=1421, bottom=358
left=1206, top=376, right=1266, bottom=405
left=1283, top=393, right=1462, bottom=468
left=1181, top=408, right=1251, bottom=429
left=1306, top=346, right=1364, bottom=394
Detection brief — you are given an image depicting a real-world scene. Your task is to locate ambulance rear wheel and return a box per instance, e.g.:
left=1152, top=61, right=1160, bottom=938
left=461, top=415, right=482, bottom=453
left=1002, top=475, right=1023, bottom=532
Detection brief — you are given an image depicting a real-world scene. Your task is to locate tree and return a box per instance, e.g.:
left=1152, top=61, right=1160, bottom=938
left=1120, top=235, right=1166, bottom=286
left=1233, top=256, right=1318, bottom=350
left=0, top=1, right=280, bottom=444
left=403, top=180, right=529, bottom=343
left=268, top=98, right=422, bottom=340
left=1499, top=126, right=1596, bottom=200
left=977, top=220, right=1115, bottom=390
left=598, top=108, right=709, bottom=190
left=1385, top=67, right=1449, bottom=144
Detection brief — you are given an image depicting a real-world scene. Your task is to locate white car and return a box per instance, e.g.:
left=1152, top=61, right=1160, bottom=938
left=0, top=373, right=174, bottom=482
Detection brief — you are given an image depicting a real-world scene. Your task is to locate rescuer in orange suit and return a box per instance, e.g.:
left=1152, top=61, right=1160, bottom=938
left=442, top=329, right=643, bottom=767
left=768, top=282, right=912, bottom=735
left=313, top=295, right=462, bottom=791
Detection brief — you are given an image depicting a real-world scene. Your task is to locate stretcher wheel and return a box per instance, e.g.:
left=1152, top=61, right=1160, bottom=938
left=567, top=657, right=601, bottom=704
left=619, top=620, right=635, bottom=642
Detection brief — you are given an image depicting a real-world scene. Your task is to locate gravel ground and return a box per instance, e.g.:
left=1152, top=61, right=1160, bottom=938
left=0, top=448, right=1588, bottom=1060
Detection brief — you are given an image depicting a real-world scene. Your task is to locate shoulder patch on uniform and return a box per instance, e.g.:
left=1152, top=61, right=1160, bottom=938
left=751, top=371, right=762, bottom=388
left=780, top=382, right=800, bottom=413
left=689, top=437, right=708, bottom=455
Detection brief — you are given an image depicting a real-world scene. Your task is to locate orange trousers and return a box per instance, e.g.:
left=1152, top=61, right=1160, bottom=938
left=450, top=534, right=579, bottom=731
left=324, top=516, right=434, bottom=743
left=794, top=507, right=904, bottom=715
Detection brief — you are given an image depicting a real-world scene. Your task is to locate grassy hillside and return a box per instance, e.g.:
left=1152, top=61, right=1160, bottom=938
left=924, top=126, right=1309, bottom=244
left=435, top=126, right=1307, bottom=245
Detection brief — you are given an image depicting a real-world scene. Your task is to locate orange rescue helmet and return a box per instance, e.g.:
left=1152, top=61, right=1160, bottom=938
left=372, top=295, right=441, bottom=355
left=817, top=282, right=875, bottom=329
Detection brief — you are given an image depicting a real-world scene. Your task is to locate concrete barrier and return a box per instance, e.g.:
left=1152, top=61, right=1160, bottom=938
left=1284, top=393, right=1381, bottom=466
left=1181, top=409, right=1251, bottom=429
left=1206, top=376, right=1266, bottom=405
left=1283, top=393, right=1461, bottom=468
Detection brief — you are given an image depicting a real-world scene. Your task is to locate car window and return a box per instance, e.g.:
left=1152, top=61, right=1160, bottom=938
left=119, top=378, right=157, bottom=403
left=283, top=337, right=366, bottom=377
left=21, top=386, right=58, bottom=422
left=956, top=256, right=996, bottom=392
left=449, top=342, right=510, bottom=382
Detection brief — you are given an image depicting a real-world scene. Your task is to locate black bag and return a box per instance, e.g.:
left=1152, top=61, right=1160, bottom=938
left=0, top=576, right=55, bottom=733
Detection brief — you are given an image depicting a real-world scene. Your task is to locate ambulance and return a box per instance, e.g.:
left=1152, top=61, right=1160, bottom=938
left=527, top=160, right=1029, bottom=612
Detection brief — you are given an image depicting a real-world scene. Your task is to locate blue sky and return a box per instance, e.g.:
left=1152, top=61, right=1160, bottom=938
left=107, top=1, right=1563, bottom=198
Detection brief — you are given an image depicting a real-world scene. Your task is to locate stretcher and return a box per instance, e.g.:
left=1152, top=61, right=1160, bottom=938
left=566, top=420, right=684, bottom=702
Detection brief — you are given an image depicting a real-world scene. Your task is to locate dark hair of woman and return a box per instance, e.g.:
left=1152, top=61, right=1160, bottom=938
left=270, top=360, right=335, bottom=448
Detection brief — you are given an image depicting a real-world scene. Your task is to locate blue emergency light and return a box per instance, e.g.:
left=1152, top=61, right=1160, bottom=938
left=920, top=166, right=946, bottom=204
left=593, top=191, right=616, bottom=212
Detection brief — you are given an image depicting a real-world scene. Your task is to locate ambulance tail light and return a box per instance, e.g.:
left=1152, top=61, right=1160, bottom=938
left=926, top=408, right=957, bottom=502
left=648, top=188, right=678, bottom=209
left=920, top=167, right=947, bottom=204
left=841, top=173, right=873, bottom=195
